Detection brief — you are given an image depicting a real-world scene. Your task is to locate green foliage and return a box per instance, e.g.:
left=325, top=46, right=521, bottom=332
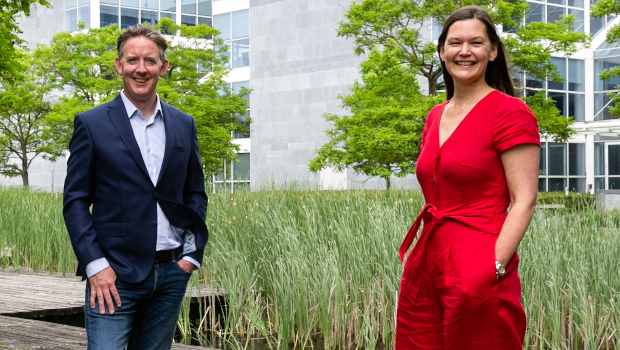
left=34, top=19, right=248, bottom=176
left=0, top=51, right=53, bottom=186
left=312, top=0, right=586, bottom=185
left=591, top=0, right=620, bottom=117
left=0, top=0, right=50, bottom=81
left=4, top=187, right=620, bottom=349
left=309, top=48, right=442, bottom=188
left=523, top=91, right=575, bottom=143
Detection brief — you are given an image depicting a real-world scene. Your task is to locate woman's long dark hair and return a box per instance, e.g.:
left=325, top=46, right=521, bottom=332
left=436, top=5, right=515, bottom=100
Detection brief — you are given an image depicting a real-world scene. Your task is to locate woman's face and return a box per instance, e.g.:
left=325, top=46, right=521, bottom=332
left=440, top=19, right=498, bottom=88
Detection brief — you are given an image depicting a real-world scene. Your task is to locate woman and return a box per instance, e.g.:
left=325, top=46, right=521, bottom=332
left=396, top=6, right=540, bottom=349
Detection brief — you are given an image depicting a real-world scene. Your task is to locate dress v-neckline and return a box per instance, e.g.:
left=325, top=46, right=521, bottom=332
left=437, top=90, right=497, bottom=149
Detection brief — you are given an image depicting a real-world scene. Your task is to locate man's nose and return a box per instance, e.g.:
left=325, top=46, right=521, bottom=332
left=136, top=60, right=148, bottom=73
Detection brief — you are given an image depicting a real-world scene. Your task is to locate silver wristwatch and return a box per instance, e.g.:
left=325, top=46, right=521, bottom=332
left=495, top=260, right=506, bottom=279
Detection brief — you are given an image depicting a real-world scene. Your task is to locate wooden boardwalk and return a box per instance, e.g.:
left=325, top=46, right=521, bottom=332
left=0, top=315, right=210, bottom=349
left=0, top=269, right=224, bottom=318
left=0, top=269, right=223, bottom=349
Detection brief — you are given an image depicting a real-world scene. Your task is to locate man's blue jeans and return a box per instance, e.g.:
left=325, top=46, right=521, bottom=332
left=84, top=259, right=192, bottom=350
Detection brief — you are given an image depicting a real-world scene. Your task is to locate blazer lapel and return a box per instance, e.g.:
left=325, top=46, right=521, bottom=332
left=157, top=102, right=176, bottom=185
left=107, top=95, right=150, bottom=179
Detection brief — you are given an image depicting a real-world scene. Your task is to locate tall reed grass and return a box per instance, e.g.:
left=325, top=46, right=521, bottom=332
left=1, top=186, right=619, bottom=349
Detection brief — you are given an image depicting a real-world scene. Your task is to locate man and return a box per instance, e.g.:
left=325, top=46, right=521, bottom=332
left=63, top=24, right=208, bottom=349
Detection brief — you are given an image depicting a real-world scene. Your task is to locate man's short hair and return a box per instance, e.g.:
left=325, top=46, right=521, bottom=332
left=117, top=24, right=168, bottom=63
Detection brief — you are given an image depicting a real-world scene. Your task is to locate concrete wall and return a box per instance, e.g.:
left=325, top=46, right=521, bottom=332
left=16, top=0, right=65, bottom=48
left=249, top=0, right=420, bottom=190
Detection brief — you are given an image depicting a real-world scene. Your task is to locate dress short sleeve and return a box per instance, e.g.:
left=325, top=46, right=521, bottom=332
left=492, top=97, right=541, bottom=154
left=421, top=104, right=443, bottom=150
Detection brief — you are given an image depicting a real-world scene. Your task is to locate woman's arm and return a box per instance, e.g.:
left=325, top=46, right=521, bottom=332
left=496, top=143, right=540, bottom=267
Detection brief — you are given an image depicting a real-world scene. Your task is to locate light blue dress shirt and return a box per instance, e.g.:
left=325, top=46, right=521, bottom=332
left=85, top=91, right=200, bottom=277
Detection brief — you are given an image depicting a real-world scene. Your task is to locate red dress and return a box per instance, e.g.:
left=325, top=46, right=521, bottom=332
left=396, top=90, right=540, bottom=349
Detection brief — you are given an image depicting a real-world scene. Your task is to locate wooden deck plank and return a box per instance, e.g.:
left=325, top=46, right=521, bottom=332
left=0, top=315, right=211, bottom=349
left=0, top=269, right=224, bottom=317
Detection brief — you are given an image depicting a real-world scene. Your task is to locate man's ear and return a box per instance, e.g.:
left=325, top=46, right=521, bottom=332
left=159, top=59, right=170, bottom=77
left=114, top=57, right=122, bottom=75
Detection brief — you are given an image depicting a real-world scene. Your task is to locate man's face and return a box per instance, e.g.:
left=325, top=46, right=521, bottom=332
left=115, top=36, right=169, bottom=104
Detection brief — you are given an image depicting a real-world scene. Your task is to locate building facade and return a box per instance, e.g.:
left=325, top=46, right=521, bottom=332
left=5, top=0, right=620, bottom=193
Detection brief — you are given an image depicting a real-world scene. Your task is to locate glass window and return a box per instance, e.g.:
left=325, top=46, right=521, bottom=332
left=591, top=16, right=604, bottom=35
left=100, top=5, right=118, bottom=27
left=526, top=74, right=543, bottom=89
left=548, top=57, right=566, bottom=90
left=181, top=0, right=195, bottom=14
left=594, top=92, right=617, bottom=120
left=121, top=0, right=138, bottom=7
left=232, top=9, right=249, bottom=39
left=234, top=153, right=250, bottom=181
left=594, top=56, right=620, bottom=91
left=78, top=5, right=90, bottom=28
left=548, top=0, right=565, bottom=5
left=214, top=13, right=230, bottom=40
left=609, top=144, right=620, bottom=175
left=142, top=0, right=158, bottom=9
left=66, top=0, right=77, bottom=8
left=595, top=177, right=605, bottom=190
left=568, top=59, right=584, bottom=91
left=220, top=43, right=230, bottom=69
left=233, top=81, right=250, bottom=107
left=527, top=2, right=544, bottom=24
left=568, top=93, right=584, bottom=121
left=78, top=0, right=89, bottom=5
left=100, top=0, right=118, bottom=4
left=549, top=143, right=567, bottom=175
left=66, top=8, right=78, bottom=31
left=538, top=178, right=547, bottom=192
left=197, top=0, right=210, bottom=16
left=433, top=18, right=443, bottom=40
left=568, top=0, right=583, bottom=8
left=569, top=9, right=584, bottom=32
left=568, top=178, right=585, bottom=193
left=121, top=8, right=138, bottom=28
left=610, top=178, right=620, bottom=189
left=141, top=10, right=158, bottom=24
left=549, top=178, right=567, bottom=192
left=161, top=0, right=176, bottom=12
left=539, top=142, right=546, bottom=175
left=232, top=38, right=249, bottom=68
left=181, top=15, right=196, bottom=25
left=549, top=91, right=566, bottom=117
left=198, top=16, right=212, bottom=26
left=595, top=143, right=605, bottom=175
left=547, top=4, right=564, bottom=23
left=569, top=143, right=585, bottom=175
left=160, top=11, right=175, bottom=19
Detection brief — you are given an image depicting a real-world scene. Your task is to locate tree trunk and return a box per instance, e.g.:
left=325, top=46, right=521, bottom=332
left=428, top=77, right=437, bottom=96
left=386, top=176, right=391, bottom=191
left=21, top=154, right=29, bottom=188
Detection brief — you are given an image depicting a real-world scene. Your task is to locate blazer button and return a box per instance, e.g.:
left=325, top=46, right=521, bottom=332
left=431, top=178, right=435, bottom=184
left=154, top=191, right=158, bottom=197
left=152, top=221, right=157, bottom=227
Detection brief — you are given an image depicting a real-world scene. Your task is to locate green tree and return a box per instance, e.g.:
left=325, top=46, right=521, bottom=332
left=309, top=48, right=441, bottom=189
left=310, top=0, right=586, bottom=188
left=35, top=19, right=248, bottom=177
left=0, top=51, right=53, bottom=187
left=0, top=0, right=50, bottom=81
left=591, top=0, right=620, bottom=116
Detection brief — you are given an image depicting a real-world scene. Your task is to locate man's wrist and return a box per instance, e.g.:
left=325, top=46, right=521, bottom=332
left=85, top=257, right=110, bottom=278
left=181, top=256, right=200, bottom=270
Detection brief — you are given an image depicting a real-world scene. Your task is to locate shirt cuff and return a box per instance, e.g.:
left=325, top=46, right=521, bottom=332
left=85, top=257, right=110, bottom=278
left=181, top=256, right=200, bottom=269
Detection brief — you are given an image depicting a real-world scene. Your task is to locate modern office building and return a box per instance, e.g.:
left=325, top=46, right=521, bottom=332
left=5, top=0, right=620, bottom=192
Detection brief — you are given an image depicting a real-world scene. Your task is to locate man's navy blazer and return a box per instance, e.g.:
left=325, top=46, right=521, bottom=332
left=63, top=94, right=209, bottom=283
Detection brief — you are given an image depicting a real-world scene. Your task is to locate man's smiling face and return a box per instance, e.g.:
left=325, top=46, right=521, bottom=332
left=115, top=36, right=169, bottom=105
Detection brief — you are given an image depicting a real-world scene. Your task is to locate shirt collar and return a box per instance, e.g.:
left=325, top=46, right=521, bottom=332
left=120, top=90, right=163, bottom=120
